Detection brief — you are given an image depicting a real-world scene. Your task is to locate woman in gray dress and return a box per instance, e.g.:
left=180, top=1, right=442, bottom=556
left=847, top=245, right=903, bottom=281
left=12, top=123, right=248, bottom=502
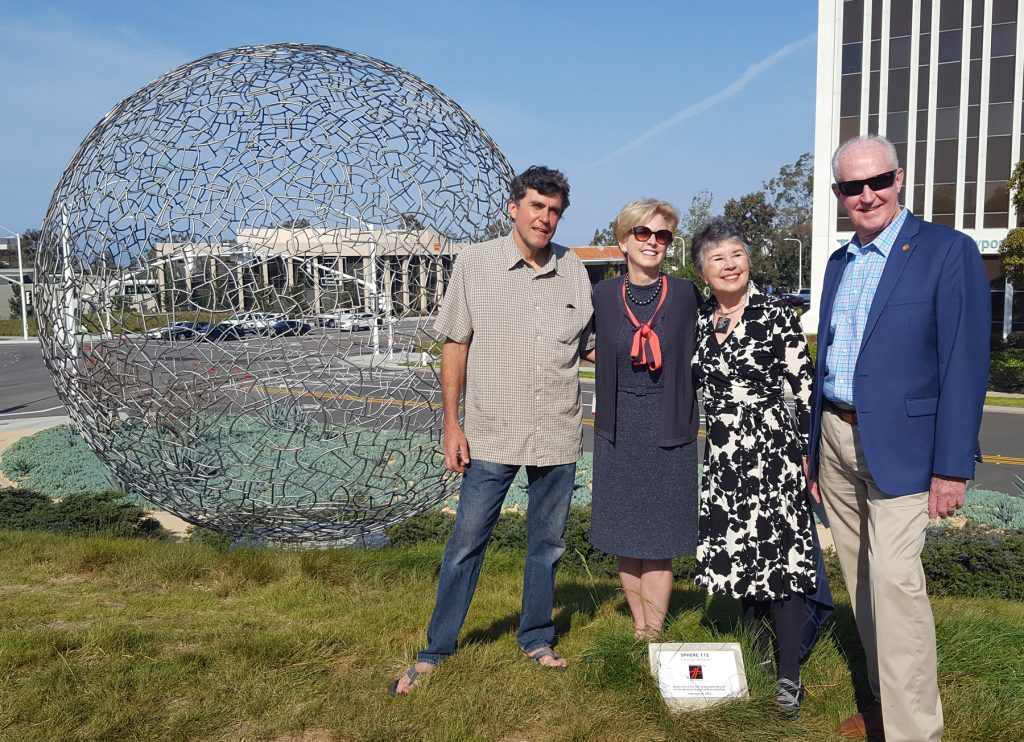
left=585, top=199, right=701, bottom=639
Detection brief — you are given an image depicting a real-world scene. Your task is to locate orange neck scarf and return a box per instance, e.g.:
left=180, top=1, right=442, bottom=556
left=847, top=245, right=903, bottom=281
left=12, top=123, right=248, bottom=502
left=621, top=275, right=668, bottom=371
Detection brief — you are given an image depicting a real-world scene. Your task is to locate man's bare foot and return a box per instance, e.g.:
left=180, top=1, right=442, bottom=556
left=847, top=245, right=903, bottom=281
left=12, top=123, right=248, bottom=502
left=388, top=661, right=435, bottom=695
left=524, top=645, right=567, bottom=670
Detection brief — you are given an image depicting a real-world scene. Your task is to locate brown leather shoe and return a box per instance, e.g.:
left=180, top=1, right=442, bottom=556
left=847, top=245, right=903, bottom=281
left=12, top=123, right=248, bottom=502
left=835, top=701, right=884, bottom=740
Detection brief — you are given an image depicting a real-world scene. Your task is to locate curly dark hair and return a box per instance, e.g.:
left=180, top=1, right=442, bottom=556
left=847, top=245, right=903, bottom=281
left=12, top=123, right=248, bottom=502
left=509, top=165, right=570, bottom=211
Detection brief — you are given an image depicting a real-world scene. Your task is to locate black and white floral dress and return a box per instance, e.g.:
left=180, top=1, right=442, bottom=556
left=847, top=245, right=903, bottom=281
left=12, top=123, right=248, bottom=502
left=693, top=285, right=817, bottom=600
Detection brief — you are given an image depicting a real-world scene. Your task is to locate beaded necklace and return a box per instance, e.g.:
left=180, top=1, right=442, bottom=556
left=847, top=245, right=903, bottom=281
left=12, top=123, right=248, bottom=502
left=625, top=273, right=664, bottom=306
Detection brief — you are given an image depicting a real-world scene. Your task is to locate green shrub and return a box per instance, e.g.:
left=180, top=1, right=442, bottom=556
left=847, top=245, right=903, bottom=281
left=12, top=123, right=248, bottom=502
left=962, top=487, right=1024, bottom=530
left=0, top=488, right=168, bottom=539
left=384, top=508, right=453, bottom=548
left=0, top=425, right=119, bottom=497
left=921, top=525, right=1024, bottom=600
left=385, top=506, right=696, bottom=581
left=989, top=348, right=1024, bottom=393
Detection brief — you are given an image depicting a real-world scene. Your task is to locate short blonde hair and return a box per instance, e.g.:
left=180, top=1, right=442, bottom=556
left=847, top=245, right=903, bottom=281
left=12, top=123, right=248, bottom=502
left=613, top=199, right=680, bottom=245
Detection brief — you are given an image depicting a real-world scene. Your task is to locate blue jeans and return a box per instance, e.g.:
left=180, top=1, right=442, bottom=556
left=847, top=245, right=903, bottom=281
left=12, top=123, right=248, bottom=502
left=417, top=459, right=577, bottom=665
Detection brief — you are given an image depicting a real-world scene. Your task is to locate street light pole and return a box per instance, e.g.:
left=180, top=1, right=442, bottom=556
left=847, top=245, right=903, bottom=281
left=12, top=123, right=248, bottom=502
left=784, top=237, right=804, bottom=292
left=342, top=213, right=394, bottom=358
left=0, top=224, right=30, bottom=339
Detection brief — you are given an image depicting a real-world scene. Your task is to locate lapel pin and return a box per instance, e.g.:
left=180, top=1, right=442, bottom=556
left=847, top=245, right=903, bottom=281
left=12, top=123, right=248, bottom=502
left=901, top=244, right=909, bottom=252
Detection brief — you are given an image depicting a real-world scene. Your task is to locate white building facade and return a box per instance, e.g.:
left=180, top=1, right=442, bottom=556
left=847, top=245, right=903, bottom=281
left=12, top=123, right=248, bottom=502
left=810, top=0, right=1023, bottom=338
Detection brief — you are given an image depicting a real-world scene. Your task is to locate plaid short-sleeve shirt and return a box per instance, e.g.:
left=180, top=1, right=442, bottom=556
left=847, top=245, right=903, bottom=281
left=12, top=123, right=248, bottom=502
left=435, top=233, right=594, bottom=467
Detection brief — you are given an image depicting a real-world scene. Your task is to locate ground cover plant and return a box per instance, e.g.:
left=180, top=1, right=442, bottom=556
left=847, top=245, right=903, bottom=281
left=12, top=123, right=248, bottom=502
left=0, top=529, right=1020, bottom=742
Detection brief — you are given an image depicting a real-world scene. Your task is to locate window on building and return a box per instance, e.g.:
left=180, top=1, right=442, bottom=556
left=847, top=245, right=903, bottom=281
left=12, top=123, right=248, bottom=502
left=844, top=0, right=865, bottom=44
left=889, top=35, right=912, bottom=68
left=890, top=0, right=913, bottom=36
left=887, top=68, right=911, bottom=111
left=969, top=60, right=982, bottom=104
left=842, top=42, right=863, bottom=74
left=919, top=32, right=931, bottom=65
left=936, top=62, right=961, bottom=107
left=939, top=0, right=964, bottom=30
left=988, top=103, right=1014, bottom=136
left=970, top=26, right=983, bottom=59
left=992, top=0, right=1018, bottom=24
left=967, top=104, right=980, bottom=137
left=990, top=22, right=1017, bottom=57
left=962, top=180, right=977, bottom=229
left=935, top=106, right=960, bottom=139
left=965, top=135, right=979, bottom=180
left=887, top=111, right=909, bottom=142
left=840, top=116, right=860, bottom=144
left=934, top=139, right=959, bottom=183
left=933, top=183, right=957, bottom=214
left=841, top=75, right=862, bottom=116
left=984, top=181, right=1009, bottom=227
left=987, top=135, right=1012, bottom=180
left=871, top=0, right=883, bottom=38
left=938, top=29, right=963, bottom=62
left=870, top=39, right=881, bottom=70
left=990, top=57, right=1015, bottom=103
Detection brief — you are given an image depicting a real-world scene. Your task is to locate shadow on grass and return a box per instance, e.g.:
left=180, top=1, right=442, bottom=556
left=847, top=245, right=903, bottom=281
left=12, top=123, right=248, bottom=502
left=461, top=579, right=621, bottom=648
left=825, top=602, right=876, bottom=710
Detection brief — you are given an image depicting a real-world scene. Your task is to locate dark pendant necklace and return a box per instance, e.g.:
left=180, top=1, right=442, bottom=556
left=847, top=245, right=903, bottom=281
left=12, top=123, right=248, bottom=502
left=626, top=274, right=663, bottom=306
left=714, top=316, right=731, bottom=333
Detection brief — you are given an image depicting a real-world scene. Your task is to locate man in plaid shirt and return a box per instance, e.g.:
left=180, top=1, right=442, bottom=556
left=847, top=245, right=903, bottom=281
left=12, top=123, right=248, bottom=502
left=390, top=166, right=594, bottom=695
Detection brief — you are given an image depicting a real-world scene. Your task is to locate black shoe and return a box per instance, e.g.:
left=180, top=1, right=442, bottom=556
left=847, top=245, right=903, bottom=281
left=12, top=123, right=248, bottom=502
left=775, top=677, right=804, bottom=719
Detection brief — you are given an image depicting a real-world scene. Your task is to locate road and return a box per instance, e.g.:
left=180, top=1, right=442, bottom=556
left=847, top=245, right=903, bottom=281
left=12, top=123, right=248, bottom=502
left=0, top=335, right=1021, bottom=495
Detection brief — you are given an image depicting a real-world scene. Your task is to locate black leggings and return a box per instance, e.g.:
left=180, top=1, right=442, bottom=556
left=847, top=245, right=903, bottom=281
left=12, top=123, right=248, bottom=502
left=741, top=594, right=806, bottom=682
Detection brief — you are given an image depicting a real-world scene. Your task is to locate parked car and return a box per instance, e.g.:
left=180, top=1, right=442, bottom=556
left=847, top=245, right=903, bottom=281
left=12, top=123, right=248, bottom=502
left=270, top=319, right=312, bottom=336
left=780, top=288, right=811, bottom=308
left=145, top=321, right=212, bottom=340
left=316, top=310, right=353, bottom=328
left=224, top=312, right=284, bottom=334
left=203, top=322, right=247, bottom=341
left=318, top=311, right=374, bottom=330
left=346, top=312, right=375, bottom=331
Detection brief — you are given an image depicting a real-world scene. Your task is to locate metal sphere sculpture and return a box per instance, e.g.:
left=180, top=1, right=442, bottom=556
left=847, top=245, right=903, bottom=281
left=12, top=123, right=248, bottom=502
left=34, top=43, right=514, bottom=544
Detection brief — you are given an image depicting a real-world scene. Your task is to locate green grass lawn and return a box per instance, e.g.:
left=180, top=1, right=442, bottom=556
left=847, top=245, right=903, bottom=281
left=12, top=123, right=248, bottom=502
left=0, top=532, right=1020, bottom=741
left=986, top=394, right=1024, bottom=408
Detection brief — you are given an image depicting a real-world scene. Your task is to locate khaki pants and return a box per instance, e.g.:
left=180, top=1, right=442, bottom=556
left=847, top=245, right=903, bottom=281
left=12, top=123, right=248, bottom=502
left=818, top=409, right=943, bottom=742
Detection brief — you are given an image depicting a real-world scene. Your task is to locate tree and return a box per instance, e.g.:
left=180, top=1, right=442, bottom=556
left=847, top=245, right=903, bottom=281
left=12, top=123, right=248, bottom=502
left=1003, top=162, right=1024, bottom=285
left=664, top=190, right=712, bottom=290
left=764, top=153, right=814, bottom=291
left=723, top=191, right=779, bottom=288
left=590, top=221, right=616, bottom=247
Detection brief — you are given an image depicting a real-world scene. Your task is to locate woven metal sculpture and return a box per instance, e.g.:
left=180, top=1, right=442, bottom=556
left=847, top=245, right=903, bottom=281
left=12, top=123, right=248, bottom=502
left=34, top=43, right=514, bottom=544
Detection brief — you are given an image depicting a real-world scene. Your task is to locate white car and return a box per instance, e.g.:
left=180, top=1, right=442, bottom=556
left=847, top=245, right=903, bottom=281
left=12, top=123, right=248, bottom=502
left=317, top=311, right=374, bottom=330
left=224, top=312, right=284, bottom=333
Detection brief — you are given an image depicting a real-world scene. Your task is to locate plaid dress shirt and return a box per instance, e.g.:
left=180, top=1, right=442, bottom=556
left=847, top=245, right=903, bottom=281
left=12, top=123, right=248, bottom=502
left=434, top=233, right=594, bottom=466
left=824, top=207, right=909, bottom=405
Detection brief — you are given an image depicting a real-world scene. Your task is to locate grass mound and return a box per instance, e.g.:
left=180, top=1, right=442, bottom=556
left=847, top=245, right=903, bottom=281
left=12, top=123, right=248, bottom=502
left=0, top=531, right=1020, bottom=741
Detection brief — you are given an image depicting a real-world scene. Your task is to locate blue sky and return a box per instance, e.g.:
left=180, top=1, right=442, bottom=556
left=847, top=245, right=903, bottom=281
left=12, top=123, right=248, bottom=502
left=0, top=1, right=819, bottom=246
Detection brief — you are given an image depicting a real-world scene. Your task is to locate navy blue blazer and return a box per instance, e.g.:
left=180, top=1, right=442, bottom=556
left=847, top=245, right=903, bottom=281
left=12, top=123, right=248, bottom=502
left=807, top=212, right=991, bottom=496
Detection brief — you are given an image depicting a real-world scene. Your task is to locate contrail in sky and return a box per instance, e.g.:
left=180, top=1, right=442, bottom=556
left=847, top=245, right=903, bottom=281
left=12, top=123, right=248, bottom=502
left=588, top=32, right=817, bottom=168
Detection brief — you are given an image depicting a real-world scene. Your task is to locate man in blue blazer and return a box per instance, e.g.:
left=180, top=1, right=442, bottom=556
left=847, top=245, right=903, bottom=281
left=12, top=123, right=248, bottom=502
left=807, top=135, right=990, bottom=742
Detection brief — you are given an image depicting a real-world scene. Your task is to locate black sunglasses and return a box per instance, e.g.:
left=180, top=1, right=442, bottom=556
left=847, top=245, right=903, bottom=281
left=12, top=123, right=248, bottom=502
left=631, top=226, right=674, bottom=246
left=834, top=169, right=898, bottom=197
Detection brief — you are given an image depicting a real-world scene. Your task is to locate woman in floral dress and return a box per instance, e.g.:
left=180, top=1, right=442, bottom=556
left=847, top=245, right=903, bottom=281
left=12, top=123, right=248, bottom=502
left=690, top=217, right=817, bottom=718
